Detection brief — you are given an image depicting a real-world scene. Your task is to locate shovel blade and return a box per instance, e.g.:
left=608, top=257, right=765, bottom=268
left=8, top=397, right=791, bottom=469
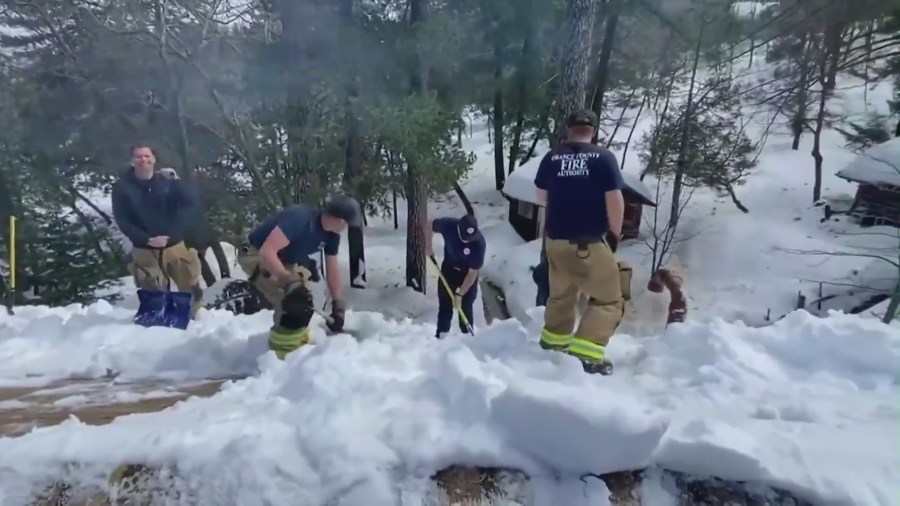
left=134, top=289, right=192, bottom=330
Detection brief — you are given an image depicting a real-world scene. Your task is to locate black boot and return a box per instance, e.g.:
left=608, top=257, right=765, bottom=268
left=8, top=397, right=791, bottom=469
left=579, top=358, right=614, bottom=376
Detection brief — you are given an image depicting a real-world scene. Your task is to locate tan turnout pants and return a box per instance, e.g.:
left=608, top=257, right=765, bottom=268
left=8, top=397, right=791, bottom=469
left=236, top=245, right=312, bottom=327
left=132, top=242, right=202, bottom=292
left=544, top=238, right=625, bottom=347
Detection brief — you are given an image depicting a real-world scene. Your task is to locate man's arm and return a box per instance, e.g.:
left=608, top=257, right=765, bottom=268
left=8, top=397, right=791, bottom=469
left=257, top=226, right=293, bottom=281
left=458, top=239, right=486, bottom=296
left=534, top=154, right=553, bottom=206
left=458, top=269, right=479, bottom=296
left=426, top=218, right=452, bottom=257
left=111, top=184, right=150, bottom=247
left=599, top=149, right=625, bottom=239
left=605, top=190, right=625, bottom=238
left=324, top=254, right=342, bottom=301
left=323, top=233, right=342, bottom=301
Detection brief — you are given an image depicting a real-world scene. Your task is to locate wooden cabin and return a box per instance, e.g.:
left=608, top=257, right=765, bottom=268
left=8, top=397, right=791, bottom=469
left=834, top=137, right=900, bottom=228
left=502, top=156, right=657, bottom=242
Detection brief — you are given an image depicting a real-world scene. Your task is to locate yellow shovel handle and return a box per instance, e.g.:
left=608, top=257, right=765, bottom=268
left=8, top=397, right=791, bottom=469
left=427, top=255, right=472, bottom=329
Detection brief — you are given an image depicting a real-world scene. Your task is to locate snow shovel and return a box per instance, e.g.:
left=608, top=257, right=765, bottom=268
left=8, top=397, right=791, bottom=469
left=427, top=255, right=476, bottom=336
left=133, top=250, right=193, bottom=330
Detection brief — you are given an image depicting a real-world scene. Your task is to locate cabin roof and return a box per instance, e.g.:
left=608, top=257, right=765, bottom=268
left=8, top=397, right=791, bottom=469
left=836, top=137, right=900, bottom=187
left=502, top=150, right=658, bottom=207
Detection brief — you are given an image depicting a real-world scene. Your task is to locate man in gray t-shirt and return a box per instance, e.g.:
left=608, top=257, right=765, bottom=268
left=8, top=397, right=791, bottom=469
left=238, top=195, right=363, bottom=359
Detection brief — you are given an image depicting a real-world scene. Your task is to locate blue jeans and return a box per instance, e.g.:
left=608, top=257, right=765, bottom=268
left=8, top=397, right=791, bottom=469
left=436, top=262, right=477, bottom=336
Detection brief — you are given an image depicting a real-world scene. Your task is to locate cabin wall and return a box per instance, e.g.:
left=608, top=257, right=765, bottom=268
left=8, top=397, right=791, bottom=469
left=508, top=195, right=648, bottom=241
left=622, top=199, right=643, bottom=240
left=856, top=184, right=900, bottom=227
left=508, top=199, right=540, bottom=241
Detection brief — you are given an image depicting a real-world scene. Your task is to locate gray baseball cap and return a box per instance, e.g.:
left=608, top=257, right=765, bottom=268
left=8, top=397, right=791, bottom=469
left=566, top=109, right=598, bottom=128
left=323, top=194, right=363, bottom=227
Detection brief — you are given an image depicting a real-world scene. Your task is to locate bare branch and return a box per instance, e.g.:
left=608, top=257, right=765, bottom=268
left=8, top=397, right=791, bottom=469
left=777, top=247, right=900, bottom=269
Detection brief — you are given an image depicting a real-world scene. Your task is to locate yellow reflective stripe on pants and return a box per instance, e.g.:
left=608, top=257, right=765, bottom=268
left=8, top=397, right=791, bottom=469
left=567, top=337, right=606, bottom=361
left=269, top=326, right=310, bottom=360
left=540, top=327, right=573, bottom=348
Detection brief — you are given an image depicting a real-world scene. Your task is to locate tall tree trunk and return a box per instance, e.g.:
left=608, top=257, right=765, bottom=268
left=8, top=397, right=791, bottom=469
left=341, top=0, right=366, bottom=289
left=605, top=86, right=636, bottom=147
left=507, top=1, right=534, bottom=175
left=791, top=33, right=811, bottom=151
left=544, top=0, right=597, bottom=263
left=589, top=0, right=622, bottom=138
left=823, top=14, right=846, bottom=92
left=154, top=0, right=193, bottom=178
left=492, top=37, right=505, bottom=190
left=748, top=7, right=756, bottom=68
left=521, top=111, right=549, bottom=165
left=621, top=91, right=647, bottom=171
left=406, top=0, right=428, bottom=293
left=641, top=65, right=677, bottom=181
left=553, top=0, right=598, bottom=145
left=811, top=37, right=828, bottom=204
left=670, top=17, right=705, bottom=231
left=863, top=20, right=874, bottom=104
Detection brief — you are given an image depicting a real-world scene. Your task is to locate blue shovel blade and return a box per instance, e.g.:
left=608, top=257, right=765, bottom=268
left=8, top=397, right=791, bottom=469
left=134, top=289, right=192, bottom=330
left=164, top=291, right=193, bottom=329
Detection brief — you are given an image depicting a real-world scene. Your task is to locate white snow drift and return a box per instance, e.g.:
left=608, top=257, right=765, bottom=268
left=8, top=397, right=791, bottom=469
left=0, top=303, right=897, bottom=505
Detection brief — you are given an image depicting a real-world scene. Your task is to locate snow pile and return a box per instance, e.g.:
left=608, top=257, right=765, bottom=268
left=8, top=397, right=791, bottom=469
left=0, top=304, right=897, bottom=505
left=0, top=301, right=271, bottom=387
left=836, top=137, right=900, bottom=187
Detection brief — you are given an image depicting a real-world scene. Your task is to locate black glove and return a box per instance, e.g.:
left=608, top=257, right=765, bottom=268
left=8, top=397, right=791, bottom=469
left=326, top=299, right=346, bottom=332
left=605, top=231, right=620, bottom=253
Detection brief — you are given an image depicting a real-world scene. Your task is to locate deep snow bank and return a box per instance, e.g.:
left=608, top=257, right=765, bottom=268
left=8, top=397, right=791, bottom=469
left=0, top=304, right=897, bottom=505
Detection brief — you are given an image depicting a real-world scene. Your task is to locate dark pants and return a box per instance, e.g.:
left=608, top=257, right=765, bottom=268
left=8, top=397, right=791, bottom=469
left=436, top=262, right=477, bottom=337
left=532, top=259, right=549, bottom=306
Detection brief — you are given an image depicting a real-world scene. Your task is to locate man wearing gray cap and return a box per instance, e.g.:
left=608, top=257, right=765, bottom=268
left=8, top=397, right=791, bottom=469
left=238, top=194, right=362, bottom=359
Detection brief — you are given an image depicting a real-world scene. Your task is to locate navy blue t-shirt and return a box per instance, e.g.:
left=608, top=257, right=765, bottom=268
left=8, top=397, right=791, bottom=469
left=247, top=204, right=340, bottom=264
left=433, top=217, right=486, bottom=270
left=534, top=142, right=624, bottom=241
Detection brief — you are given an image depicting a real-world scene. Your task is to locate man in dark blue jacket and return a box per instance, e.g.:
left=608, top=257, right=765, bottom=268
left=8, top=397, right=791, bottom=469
left=426, top=214, right=486, bottom=338
left=112, top=144, right=203, bottom=317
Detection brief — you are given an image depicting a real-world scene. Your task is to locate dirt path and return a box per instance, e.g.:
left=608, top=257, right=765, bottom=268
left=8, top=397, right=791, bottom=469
left=0, top=379, right=226, bottom=437
left=480, top=279, right=512, bottom=323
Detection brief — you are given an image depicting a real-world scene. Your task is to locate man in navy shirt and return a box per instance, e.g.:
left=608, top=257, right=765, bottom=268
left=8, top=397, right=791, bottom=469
left=238, top=194, right=362, bottom=359
left=426, top=214, right=486, bottom=338
left=534, top=109, right=625, bottom=375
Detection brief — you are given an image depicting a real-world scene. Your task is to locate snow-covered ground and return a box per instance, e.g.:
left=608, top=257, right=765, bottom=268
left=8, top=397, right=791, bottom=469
left=2, top=33, right=900, bottom=505
left=0, top=301, right=898, bottom=505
